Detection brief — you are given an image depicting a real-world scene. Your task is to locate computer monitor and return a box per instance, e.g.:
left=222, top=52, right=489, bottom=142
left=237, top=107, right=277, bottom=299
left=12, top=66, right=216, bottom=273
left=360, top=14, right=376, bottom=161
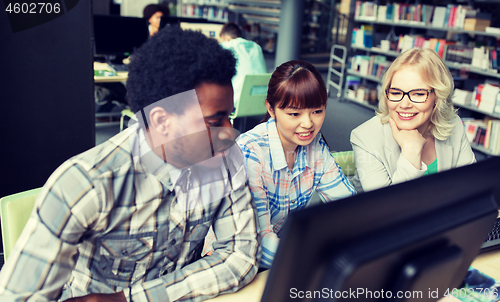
left=261, top=157, right=500, bottom=302
left=179, top=22, right=224, bottom=42
left=159, top=16, right=210, bottom=29
left=93, top=15, right=149, bottom=61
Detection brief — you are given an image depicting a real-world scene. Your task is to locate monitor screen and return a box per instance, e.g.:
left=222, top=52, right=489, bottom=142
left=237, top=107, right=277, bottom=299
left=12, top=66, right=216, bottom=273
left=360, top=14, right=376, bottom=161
left=179, top=22, right=224, bottom=42
left=93, top=15, right=149, bottom=58
left=261, top=157, right=500, bottom=302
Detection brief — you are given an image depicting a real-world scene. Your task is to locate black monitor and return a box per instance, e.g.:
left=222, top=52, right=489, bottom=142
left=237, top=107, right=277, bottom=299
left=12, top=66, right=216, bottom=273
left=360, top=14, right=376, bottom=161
left=93, top=15, right=149, bottom=62
left=261, top=157, right=500, bottom=302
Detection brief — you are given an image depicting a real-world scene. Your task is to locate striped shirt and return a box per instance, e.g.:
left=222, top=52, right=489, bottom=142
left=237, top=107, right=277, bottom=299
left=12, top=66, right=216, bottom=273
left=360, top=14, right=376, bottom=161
left=0, top=123, right=260, bottom=302
left=237, top=118, right=356, bottom=268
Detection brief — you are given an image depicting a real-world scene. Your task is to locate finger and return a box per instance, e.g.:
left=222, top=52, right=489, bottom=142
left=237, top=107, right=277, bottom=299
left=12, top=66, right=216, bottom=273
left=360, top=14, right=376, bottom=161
left=389, top=118, right=399, bottom=137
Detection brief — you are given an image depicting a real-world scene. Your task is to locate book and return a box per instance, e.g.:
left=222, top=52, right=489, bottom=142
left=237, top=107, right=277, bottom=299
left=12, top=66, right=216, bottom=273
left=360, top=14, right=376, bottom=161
left=478, top=83, right=499, bottom=113
left=464, top=18, right=492, bottom=31
left=453, top=89, right=473, bottom=106
left=423, top=4, right=435, bottom=25
left=432, top=6, right=447, bottom=28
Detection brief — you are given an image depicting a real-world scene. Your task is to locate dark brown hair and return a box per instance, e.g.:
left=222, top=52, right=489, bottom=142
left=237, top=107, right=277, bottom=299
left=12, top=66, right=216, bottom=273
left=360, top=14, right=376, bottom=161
left=220, top=22, right=242, bottom=39
left=265, top=60, right=327, bottom=121
left=143, top=4, right=170, bottom=20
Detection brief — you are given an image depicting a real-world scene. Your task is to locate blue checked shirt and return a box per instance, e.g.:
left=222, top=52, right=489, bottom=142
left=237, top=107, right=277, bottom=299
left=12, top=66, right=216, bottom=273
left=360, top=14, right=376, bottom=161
left=0, top=123, right=260, bottom=302
left=237, top=118, right=356, bottom=268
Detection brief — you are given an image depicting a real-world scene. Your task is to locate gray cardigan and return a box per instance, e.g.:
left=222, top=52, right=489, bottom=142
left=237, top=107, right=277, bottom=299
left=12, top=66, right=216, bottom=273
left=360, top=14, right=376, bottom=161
left=350, top=115, right=476, bottom=192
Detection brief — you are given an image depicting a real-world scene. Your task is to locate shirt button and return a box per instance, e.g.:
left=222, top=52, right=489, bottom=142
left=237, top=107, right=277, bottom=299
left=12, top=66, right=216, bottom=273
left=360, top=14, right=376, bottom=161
left=121, top=250, right=129, bottom=256
left=291, top=200, right=296, bottom=204
left=170, top=239, right=176, bottom=245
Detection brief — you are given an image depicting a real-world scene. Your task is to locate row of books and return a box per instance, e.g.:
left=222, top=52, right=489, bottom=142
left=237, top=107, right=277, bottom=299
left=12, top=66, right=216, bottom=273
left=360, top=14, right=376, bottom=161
left=395, top=35, right=447, bottom=58
left=446, top=45, right=499, bottom=72
left=353, top=32, right=500, bottom=72
left=351, top=25, right=373, bottom=48
left=454, top=84, right=500, bottom=115
left=350, top=55, right=391, bottom=80
left=354, top=1, right=491, bottom=31
left=464, top=117, right=500, bottom=154
left=182, top=5, right=229, bottom=22
left=345, top=75, right=380, bottom=105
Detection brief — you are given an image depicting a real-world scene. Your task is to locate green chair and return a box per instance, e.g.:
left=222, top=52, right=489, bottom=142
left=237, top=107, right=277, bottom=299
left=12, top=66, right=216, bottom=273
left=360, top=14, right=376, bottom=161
left=0, top=188, right=41, bottom=261
left=331, top=150, right=356, bottom=176
left=120, top=108, right=138, bottom=131
left=230, top=73, right=272, bottom=132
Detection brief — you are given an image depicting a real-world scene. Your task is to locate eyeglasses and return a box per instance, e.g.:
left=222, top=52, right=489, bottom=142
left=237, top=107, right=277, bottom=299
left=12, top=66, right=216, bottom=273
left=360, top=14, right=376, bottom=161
left=385, top=88, right=434, bottom=103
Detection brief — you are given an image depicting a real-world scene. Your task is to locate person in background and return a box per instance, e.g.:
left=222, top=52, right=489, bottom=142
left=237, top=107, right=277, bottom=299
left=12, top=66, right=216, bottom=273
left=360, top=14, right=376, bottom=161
left=205, top=60, right=356, bottom=269
left=0, top=26, right=260, bottom=302
left=350, top=48, right=475, bottom=192
left=219, top=22, right=267, bottom=109
left=143, top=3, right=170, bottom=37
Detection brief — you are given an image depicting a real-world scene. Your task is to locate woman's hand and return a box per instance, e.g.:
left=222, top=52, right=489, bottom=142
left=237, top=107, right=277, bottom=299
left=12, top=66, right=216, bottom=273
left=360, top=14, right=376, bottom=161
left=389, top=118, right=426, bottom=169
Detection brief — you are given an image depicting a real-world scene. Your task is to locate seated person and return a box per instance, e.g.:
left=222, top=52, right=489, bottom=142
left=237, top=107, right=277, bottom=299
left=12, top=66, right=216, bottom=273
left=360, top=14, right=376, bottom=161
left=0, top=27, right=260, bottom=302
left=350, top=48, right=475, bottom=192
left=219, top=22, right=267, bottom=108
left=143, top=3, right=170, bottom=37
left=204, top=60, right=356, bottom=269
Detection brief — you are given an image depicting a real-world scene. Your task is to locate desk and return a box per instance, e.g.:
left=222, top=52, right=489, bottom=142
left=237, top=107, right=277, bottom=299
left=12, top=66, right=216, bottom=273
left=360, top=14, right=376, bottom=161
left=94, top=62, right=128, bottom=83
left=94, top=71, right=128, bottom=83
left=205, top=250, right=500, bottom=302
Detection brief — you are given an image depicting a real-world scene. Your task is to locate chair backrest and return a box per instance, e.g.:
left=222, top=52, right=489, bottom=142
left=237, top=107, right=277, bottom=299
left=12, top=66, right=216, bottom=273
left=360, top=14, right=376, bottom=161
left=0, top=188, right=41, bottom=261
left=230, top=73, right=272, bottom=119
left=331, top=151, right=356, bottom=176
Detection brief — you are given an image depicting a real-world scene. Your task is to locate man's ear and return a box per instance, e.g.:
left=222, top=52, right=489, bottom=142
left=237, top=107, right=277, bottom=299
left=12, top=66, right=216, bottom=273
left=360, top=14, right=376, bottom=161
left=265, top=100, right=275, bottom=119
left=149, top=106, right=171, bottom=136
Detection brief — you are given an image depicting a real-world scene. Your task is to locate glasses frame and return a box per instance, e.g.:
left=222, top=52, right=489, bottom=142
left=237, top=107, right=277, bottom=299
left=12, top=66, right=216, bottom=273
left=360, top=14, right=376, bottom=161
left=385, top=88, right=434, bottom=103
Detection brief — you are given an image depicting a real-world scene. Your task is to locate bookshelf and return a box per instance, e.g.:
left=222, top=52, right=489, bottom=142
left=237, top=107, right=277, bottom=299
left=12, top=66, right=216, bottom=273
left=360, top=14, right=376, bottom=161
left=346, top=0, right=500, bottom=156
left=227, top=0, right=281, bottom=53
left=178, top=0, right=229, bottom=22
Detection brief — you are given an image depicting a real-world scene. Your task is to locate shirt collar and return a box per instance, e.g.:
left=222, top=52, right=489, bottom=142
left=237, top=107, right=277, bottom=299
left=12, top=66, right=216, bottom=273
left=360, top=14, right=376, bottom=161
left=266, top=118, right=312, bottom=172
left=132, top=126, right=178, bottom=191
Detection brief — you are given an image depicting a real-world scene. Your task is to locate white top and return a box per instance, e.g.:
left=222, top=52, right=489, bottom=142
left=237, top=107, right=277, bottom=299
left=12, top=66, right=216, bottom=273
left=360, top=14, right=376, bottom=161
left=221, top=38, right=267, bottom=107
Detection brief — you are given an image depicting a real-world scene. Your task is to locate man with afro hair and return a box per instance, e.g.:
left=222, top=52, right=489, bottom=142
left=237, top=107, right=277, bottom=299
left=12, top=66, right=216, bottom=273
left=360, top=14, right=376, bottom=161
left=0, top=26, right=261, bottom=302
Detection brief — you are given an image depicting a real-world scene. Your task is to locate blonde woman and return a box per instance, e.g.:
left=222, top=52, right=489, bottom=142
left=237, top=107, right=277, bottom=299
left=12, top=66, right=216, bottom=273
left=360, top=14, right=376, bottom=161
left=350, top=48, right=475, bottom=192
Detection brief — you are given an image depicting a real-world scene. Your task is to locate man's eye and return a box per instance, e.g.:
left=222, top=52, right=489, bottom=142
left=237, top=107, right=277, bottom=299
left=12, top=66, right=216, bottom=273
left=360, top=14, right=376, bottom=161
left=207, top=120, right=222, bottom=127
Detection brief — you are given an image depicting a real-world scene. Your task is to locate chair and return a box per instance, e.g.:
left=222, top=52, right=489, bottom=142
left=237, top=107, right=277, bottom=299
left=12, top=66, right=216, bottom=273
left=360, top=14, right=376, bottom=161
left=0, top=188, right=41, bottom=261
left=230, top=73, right=272, bottom=132
left=331, top=150, right=356, bottom=176
left=120, top=108, right=138, bottom=131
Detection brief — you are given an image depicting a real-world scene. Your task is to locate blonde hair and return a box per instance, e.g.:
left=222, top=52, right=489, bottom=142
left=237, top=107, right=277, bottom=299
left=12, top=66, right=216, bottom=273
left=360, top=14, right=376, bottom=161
left=376, top=48, right=457, bottom=140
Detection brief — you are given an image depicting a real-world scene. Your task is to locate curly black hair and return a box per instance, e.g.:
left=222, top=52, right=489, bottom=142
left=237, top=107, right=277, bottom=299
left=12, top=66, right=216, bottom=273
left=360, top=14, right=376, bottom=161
left=126, top=26, right=236, bottom=114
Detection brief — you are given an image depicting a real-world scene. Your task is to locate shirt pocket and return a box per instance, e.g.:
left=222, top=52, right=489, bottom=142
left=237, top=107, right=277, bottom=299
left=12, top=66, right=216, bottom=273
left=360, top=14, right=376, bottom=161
left=184, top=216, right=214, bottom=261
left=96, top=231, right=156, bottom=286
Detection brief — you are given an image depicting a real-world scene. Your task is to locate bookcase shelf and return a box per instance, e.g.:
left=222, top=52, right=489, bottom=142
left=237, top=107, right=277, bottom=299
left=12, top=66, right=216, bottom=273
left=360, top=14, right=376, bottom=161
left=344, top=96, right=378, bottom=111
left=354, top=18, right=500, bottom=38
left=227, top=0, right=281, bottom=53
left=445, top=61, right=500, bottom=79
left=471, top=143, right=498, bottom=156
left=351, top=45, right=399, bottom=57
left=454, top=102, right=500, bottom=120
left=347, top=69, right=382, bottom=83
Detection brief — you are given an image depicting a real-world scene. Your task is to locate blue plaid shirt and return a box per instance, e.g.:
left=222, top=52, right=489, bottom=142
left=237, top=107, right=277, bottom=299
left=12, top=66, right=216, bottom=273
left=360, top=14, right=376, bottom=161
left=237, top=118, right=356, bottom=268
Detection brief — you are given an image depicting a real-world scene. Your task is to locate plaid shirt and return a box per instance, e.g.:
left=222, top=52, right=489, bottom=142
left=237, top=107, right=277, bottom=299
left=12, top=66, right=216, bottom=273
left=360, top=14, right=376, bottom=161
left=237, top=118, right=356, bottom=268
left=0, top=123, right=260, bottom=302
